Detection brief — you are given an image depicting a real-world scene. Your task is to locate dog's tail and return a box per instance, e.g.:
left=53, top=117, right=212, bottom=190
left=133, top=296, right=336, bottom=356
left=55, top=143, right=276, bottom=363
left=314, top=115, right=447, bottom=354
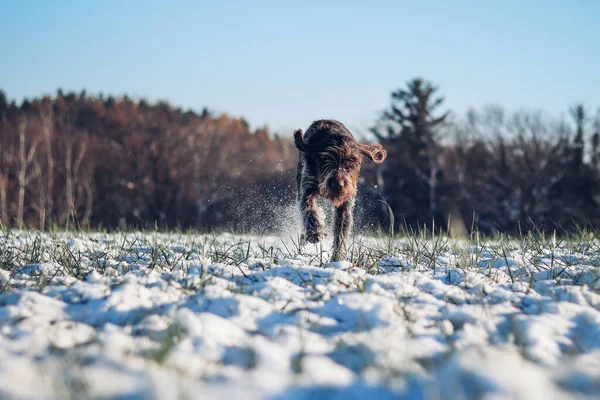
left=294, top=129, right=307, bottom=152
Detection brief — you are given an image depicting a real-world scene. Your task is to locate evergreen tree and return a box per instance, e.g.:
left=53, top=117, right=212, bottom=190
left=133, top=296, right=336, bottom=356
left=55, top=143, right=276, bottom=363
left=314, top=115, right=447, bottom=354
left=0, top=90, right=7, bottom=121
left=371, top=78, right=450, bottom=231
left=569, top=104, right=586, bottom=170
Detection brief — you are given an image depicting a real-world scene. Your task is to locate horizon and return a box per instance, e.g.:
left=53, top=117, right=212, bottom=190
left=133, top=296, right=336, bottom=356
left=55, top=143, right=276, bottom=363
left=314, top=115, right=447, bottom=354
left=2, top=0, right=599, bottom=134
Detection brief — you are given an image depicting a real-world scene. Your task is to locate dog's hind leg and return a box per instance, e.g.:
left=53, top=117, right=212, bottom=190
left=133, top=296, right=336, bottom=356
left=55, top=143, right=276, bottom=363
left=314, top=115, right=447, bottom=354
left=331, top=197, right=355, bottom=261
left=298, top=157, right=326, bottom=244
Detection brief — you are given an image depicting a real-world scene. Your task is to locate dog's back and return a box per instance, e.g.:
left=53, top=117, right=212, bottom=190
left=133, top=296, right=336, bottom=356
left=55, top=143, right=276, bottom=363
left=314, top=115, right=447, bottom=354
left=296, top=119, right=354, bottom=152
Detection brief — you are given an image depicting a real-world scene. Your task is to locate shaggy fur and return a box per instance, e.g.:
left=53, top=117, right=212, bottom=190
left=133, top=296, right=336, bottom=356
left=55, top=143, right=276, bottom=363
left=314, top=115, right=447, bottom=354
left=294, top=119, right=387, bottom=261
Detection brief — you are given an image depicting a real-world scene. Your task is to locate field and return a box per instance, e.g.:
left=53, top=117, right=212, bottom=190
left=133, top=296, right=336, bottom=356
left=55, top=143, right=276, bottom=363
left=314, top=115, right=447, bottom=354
left=1, top=229, right=600, bottom=399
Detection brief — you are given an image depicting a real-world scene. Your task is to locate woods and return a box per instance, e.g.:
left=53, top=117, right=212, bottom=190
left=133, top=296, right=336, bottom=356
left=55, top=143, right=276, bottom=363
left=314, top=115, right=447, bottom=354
left=372, top=79, right=600, bottom=235
left=0, top=90, right=295, bottom=231
left=0, top=82, right=599, bottom=235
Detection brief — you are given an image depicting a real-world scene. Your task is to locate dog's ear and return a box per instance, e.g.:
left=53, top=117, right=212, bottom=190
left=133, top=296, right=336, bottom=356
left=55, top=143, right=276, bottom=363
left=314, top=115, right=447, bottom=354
left=294, top=129, right=307, bottom=152
left=360, top=143, right=387, bottom=163
left=294, top=129, right=318, bottom=153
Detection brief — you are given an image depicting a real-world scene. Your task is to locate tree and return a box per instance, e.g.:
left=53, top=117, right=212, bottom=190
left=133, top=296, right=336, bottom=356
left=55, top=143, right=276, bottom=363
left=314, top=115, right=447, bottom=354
left=371, top=78, right=450, bottom=231
left=0, top=90, right=7, bottom=122
left=449, top=106, right=600, bottom=234
left=15, top=117, right=41, bottom=227
left=592, top=108, right=600, bottom=170
left=569, top=104, right=586, bottom=171
left=37, top=97, right=56, bottom=228
left=0, top=130, right=12, bottom=225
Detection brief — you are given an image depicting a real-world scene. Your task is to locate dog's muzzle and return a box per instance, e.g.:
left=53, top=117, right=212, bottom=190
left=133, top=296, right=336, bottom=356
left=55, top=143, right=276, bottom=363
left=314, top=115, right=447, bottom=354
left=320, top=176, right=354, bottom=207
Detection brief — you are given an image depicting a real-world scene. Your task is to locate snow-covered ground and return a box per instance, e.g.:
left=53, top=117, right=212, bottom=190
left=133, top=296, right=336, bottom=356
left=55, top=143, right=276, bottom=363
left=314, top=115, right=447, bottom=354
left=1, top=230, right=600, bottom=399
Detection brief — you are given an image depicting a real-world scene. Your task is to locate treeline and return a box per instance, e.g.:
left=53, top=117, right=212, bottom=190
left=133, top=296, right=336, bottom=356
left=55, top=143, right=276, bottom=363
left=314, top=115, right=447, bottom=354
left=1, top=80, right=599, bottom=235
left=372, top=79, right=600, bottom=235
left=0, top=90, right=297, bottom=231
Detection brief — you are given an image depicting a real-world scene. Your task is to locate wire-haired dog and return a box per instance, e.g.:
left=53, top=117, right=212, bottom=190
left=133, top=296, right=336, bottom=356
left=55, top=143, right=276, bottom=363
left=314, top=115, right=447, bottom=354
left=294, top=119, right=387, bottom=261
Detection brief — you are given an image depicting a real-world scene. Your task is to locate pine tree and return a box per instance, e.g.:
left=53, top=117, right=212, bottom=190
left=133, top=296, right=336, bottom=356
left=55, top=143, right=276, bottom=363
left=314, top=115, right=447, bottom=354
left=371, top=78, right=450, bottom=231
left=0, top=90, right=7, bottom=121
left=569, top=104, right=586, bottom=171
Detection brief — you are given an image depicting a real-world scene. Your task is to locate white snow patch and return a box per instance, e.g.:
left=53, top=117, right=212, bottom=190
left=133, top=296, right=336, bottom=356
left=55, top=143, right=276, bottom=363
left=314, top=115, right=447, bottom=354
left=0, top=231, right=599, bottom=398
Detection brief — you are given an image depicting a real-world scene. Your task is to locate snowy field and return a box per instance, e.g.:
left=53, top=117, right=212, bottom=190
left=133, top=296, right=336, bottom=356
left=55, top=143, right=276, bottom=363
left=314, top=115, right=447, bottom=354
left=1, top=230, right=600, bottom=399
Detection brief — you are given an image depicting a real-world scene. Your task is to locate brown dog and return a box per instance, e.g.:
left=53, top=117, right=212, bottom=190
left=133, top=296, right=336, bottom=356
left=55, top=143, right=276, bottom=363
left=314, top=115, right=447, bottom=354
left=294, top=119, right=386, bottom=261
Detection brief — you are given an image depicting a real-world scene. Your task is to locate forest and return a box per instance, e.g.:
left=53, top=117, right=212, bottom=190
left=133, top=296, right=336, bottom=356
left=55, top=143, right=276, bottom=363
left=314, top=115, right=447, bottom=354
left=1, top=78, right=599, bottom=235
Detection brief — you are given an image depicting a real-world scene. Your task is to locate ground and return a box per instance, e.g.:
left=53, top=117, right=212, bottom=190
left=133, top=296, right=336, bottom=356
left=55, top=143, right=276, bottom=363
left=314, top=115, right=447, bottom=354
left=1, top=230, right=600, bottom=399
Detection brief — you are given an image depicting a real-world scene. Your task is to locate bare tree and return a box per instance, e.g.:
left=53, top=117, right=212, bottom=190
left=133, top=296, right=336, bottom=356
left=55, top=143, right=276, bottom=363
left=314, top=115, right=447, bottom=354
left=0, top=140, right=12, bottom=226
left=16, top=117, right=41, bottom=227
left=38, top=98, right=55, bottom=228
left=60, top=134, right=89, bottom=228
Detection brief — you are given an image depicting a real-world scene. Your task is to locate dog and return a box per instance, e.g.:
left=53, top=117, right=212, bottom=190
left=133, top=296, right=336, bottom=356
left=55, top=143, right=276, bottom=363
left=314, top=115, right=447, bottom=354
left=294, top=119, right=387, bottom=261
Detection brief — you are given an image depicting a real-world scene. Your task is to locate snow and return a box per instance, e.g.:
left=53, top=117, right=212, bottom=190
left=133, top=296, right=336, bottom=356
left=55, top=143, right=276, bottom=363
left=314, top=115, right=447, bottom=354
left=0, top=231, right=600, bottom=399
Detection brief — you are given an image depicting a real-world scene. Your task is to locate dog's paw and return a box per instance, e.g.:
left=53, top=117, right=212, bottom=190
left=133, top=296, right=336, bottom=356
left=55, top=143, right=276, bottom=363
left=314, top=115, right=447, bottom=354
left=302, top=229, right=325, bottom=244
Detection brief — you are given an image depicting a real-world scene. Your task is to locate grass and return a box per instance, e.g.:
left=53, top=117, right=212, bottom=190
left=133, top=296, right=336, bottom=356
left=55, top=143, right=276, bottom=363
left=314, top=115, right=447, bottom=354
left=1, top=224, right=599, bottom=291
left=1, top=225, right=600, bottom=398
left=1, top=226, right=599, bottom=359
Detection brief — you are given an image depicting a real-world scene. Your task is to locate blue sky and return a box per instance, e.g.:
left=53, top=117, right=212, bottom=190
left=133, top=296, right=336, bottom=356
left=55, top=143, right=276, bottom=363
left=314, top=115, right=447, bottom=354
left=1, top=0, right=599, bottom=134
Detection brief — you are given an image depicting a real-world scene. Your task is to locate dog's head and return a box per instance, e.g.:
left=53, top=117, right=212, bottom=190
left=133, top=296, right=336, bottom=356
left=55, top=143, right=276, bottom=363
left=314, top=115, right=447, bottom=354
left=294, top=120, right=386, bottom=207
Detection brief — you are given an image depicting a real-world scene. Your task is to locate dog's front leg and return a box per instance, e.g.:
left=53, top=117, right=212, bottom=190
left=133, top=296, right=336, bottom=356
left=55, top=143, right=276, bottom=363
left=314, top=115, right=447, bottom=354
left=332, top=197, right=355, bottom=261
left=298, top=161, right=326, bottom=244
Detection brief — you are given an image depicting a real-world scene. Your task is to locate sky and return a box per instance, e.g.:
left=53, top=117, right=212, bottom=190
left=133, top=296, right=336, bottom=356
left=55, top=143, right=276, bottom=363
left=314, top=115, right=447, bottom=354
left=1, top=0, right=599, bottom=135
